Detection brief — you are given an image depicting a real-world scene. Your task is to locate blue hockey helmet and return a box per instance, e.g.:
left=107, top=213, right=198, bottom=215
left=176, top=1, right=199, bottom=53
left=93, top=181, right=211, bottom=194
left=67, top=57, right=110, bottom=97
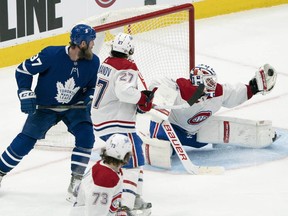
left=70, top=24, right=96, bottom=46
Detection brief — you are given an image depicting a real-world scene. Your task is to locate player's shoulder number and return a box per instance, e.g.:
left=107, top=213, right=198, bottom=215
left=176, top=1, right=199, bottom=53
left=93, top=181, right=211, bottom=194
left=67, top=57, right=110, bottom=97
left=30, top=54, right=42, bottom=66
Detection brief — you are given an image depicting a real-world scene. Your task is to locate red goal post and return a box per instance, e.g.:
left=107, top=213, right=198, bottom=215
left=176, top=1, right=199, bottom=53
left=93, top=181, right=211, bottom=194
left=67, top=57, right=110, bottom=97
left=35, top=3, right=195, bottom=151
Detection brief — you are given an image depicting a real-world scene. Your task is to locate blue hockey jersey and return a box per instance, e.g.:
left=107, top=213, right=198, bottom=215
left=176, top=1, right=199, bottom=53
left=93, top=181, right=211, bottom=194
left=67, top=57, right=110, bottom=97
left=15, top=46, right=100, bottom=106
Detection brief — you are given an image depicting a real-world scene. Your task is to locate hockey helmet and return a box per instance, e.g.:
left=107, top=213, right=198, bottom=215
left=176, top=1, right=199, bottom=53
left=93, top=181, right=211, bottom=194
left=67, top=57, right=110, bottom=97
left=111, top=33, right=134, bottom=55
left=70, top=24, right=96, bottom=46
left=105, top=134, right=132, bottom=161
left=190, top=64, right=217, bottom=92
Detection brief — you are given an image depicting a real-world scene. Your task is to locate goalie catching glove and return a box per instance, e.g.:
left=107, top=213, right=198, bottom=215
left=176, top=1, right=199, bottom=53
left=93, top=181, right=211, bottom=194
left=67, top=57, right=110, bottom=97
left=137, top=88, right=157, bottom=113
left=249, top=64, right=277, bottom=95
left=18, top=89, right=36, bottom=114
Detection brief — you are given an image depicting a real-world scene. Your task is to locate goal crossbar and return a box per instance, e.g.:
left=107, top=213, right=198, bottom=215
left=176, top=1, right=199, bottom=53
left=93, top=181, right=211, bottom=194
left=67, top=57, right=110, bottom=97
left=93, top=3, right=195, bottom=70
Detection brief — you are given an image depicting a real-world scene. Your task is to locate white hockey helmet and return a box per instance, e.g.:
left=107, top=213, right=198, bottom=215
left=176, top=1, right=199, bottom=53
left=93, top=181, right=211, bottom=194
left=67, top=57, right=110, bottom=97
left=111, top=33, right=135, bottom=55
left=190, top=64, right=217, bottom=93
left=105, top=134, right=132, bottom=161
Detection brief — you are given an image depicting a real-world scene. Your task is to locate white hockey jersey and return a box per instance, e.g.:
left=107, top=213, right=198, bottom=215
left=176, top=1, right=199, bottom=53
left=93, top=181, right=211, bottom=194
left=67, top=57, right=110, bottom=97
left=91, top=57, right=142, bottom=137
left=153, top=77, right=253, bottom=134
left=70, top=160, right=123, bottom=216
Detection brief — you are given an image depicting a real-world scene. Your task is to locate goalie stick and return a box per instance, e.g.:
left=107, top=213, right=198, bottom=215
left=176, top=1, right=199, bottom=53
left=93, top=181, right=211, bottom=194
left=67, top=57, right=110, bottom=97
left=153, top=84, right=205, bottom=110
left=161, top=120, right=225, bottom=175
left=137, top=73, right=224, bottom=175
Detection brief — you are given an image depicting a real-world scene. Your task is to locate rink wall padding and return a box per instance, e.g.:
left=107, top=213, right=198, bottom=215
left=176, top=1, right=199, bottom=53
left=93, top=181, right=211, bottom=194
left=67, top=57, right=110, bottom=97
left=1, top=0, right=287, bottom=68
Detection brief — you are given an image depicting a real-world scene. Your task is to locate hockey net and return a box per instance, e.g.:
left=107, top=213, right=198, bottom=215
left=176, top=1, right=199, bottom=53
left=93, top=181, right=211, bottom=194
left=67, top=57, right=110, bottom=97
left=36, top=3, right=195, bottom=151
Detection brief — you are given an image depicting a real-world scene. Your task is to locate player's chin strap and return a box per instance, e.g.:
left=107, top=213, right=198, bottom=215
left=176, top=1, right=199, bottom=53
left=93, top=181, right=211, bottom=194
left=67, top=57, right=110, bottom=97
left=137, top=72, right=224, bottom=175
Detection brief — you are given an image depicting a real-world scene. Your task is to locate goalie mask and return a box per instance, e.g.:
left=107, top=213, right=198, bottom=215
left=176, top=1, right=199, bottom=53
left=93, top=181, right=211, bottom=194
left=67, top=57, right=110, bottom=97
left=190, top=64, right=217, bottom=96
left=111, top=33, right=135, bottom=56
left=105, top=134, right=132, bottom=162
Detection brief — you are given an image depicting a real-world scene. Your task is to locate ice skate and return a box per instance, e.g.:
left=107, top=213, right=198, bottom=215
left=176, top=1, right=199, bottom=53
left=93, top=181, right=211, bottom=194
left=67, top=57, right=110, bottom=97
left=66, top=174, right=82, bottom=203
left=134, top=195, right=152, bottom=210
left=119, top=205, right=152, bottom=216
left=130, top=195, right=152, bottom=215
left=118, top=206, right=134, bottom=216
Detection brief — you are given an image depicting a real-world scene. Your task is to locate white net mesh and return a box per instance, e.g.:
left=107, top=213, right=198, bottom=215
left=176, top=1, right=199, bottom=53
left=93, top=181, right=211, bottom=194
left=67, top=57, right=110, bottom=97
left=36, top=121, right=74, bottom=151
left=91, top=4, right=193, bottom=84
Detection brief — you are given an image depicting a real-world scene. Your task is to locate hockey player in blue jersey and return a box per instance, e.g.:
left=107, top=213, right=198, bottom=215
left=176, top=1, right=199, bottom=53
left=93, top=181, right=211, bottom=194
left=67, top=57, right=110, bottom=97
left=0, top=24, right=100, bottom=201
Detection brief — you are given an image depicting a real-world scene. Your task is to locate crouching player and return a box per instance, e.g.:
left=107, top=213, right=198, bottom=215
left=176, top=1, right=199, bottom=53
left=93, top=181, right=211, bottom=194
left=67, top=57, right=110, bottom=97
left=70, top=134, right=132, bottom=216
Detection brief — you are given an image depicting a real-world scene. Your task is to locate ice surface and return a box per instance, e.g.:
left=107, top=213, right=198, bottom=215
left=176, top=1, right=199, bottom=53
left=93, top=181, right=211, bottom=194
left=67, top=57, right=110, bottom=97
left=1, top=4, right=288, bottom=216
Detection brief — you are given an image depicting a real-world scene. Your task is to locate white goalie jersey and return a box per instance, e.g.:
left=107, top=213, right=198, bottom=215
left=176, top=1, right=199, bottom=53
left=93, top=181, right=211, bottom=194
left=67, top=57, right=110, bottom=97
left=151, top=77, right=252, bottom=134
left=171, top=79, right=250, bottom=133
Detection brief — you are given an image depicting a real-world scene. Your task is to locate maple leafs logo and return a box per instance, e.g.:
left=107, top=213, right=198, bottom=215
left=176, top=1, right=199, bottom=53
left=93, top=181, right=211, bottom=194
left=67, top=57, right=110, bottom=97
left=55, top=78, right=80, bottom=104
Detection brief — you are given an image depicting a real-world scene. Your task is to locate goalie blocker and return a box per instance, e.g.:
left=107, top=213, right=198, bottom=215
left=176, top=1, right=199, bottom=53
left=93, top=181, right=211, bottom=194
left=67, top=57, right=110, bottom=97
left=143, top=116, right=276, bottom=169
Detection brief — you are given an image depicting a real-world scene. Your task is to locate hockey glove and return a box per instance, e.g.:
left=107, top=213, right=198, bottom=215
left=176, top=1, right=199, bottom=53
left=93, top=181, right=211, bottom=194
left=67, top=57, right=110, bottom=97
left=249, top=64, right=277, bottom=95
left=18, top=89, right=36, bottom=114
left=137, top=88, right=157, bottom=113
left=116, top=210, right=128, bottom=216
left=116, top=206, right=131, bottom=216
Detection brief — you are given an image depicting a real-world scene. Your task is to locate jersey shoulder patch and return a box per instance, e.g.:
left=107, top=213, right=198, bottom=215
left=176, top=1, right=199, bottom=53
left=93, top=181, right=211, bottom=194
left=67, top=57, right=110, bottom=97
left=91, top=161, right=120, bottom=188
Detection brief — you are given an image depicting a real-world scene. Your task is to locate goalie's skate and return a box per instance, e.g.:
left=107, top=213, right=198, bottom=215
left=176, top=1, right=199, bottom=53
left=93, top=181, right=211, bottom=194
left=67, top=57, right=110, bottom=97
left=66, top=174, right=82, bottom=203
left=272, top=132, right=278, bottom=142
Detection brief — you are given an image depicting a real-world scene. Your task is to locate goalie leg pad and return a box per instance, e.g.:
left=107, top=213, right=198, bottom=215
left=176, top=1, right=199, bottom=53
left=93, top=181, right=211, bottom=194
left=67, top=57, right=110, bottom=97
left=142, top=138, right=172, bottom=169
left=197, top=116, right=275, bottom=148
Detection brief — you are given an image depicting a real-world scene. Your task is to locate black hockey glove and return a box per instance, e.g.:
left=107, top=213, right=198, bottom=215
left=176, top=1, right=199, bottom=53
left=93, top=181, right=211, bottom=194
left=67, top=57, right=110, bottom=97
left=249, top=78, right=259, bottom=95
left=136, top=88, right=157, bottom=113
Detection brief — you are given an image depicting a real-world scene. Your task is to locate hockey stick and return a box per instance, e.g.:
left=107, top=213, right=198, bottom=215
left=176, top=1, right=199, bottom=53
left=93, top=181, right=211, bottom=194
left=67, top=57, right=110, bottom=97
left=37, top=105, right=86, bottom=109
left=161, top=120, right=225, bottom=175
left=153, top=84, right=205, bottom=110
